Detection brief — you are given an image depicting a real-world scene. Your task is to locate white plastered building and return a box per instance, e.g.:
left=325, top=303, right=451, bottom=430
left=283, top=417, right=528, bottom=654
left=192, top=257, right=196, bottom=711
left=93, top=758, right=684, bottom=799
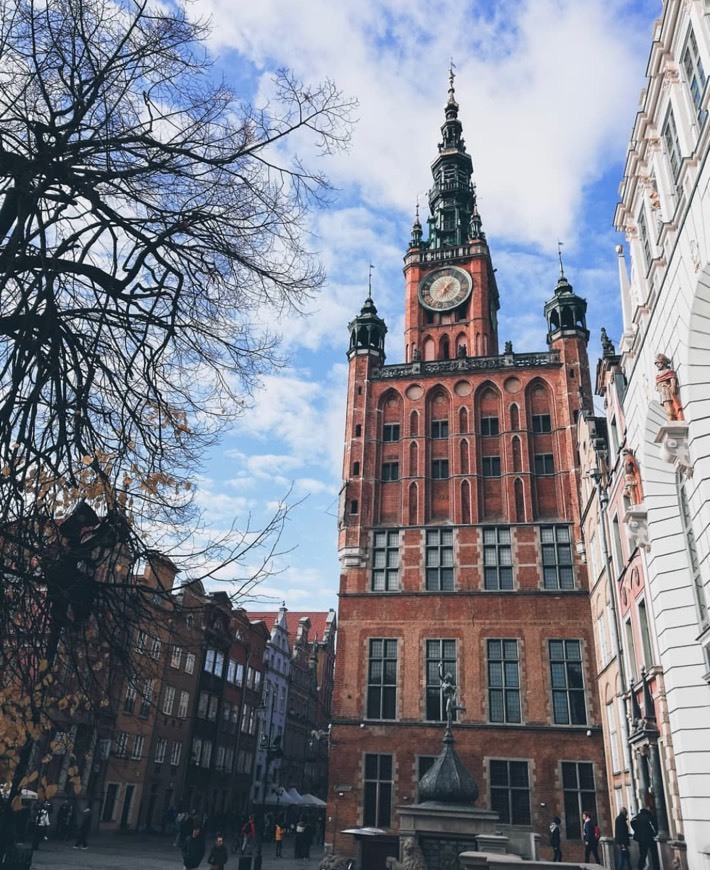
left=613, top=1, right=710, bottom=865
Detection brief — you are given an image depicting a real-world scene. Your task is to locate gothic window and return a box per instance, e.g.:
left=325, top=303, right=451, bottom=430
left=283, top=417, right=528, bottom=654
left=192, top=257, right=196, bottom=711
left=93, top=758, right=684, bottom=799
left=541, top=525, right=574, bottom=590
left=363, top=754, right=393, bottom=827
left=408, top=482, right=418, bottom=525
left=425, top=639, right=457, bottom=721
left=514, top=478, right=525, bottom=523
left=483, top=527, right=513, bottom=590
left=350, top=499, right=358, bottom=515
left=549, top=640, right=586, bottom=725
left=409, top=411, right=419, bottom=436
left=425, top=529, right=454, bottom=591
left=512, top=437, right=522, bottom=472
left=367, top=639, right=397, bottom=720
left=461, top=480, right=471, bottom=525
left=460, top=439, right=469, bottom=474
left=510, top=404, right=519, bottom=431
left=487, top=639, right=521, bottom=723
left=561, top=762, right=597, bottom=840
left=372, top=531, right=399, bottom=592
left=489, top=760, right=531, bottom=825
left=459, top=407, right=468, bottom=433
left=409, top=442, right=418, bottom=476
left=683, top=26, right=707, bottom=122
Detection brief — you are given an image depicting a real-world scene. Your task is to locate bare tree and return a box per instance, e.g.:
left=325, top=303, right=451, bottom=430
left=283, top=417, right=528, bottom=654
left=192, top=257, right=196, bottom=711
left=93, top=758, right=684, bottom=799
left=0, top=0, right=355, bottom=820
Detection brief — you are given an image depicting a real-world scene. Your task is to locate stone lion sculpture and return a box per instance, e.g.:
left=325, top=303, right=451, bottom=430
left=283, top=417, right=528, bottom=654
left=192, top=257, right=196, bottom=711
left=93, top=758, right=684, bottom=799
left=385, top=836, right=427, bottom=870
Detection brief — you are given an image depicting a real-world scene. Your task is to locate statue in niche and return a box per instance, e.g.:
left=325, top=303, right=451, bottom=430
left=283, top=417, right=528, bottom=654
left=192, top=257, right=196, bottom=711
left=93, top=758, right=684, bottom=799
left=412, top=347, right=421, bottom=362
left=622, top=449, right=643, bottom=505
left=654, top=353, right=684, bottom=421
left=504, top=340, right=513, bottom=355
left=457, top=343, right=467, bottom=358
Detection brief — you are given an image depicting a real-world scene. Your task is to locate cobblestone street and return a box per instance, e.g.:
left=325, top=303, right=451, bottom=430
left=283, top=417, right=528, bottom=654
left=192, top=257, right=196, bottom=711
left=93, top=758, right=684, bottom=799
left=29, top=834, right=325, bottom=870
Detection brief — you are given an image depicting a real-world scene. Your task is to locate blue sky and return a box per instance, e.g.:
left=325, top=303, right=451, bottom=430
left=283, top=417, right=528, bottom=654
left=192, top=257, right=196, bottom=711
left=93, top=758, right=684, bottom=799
left=185, top=0, right=662, bottom=613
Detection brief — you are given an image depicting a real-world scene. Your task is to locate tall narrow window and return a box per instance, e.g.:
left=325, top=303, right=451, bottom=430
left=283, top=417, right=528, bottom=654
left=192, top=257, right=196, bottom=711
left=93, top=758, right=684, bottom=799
left=678, top=477, right=708, bottom=627
left=541, top=525, right=574, bottom=590
left=162, top=686, right=176, bottom=716
left=483, top=527, right=513, bottom=590
left=489, top=760, right=531, bottom=825
left=383, top=423, right=400, bottom=442
left=625, top=620, right=638, bottom=682
left=606, top=702, right=621, bottom=774
left=637, top=206, right=652, bottom=273
left=372, top=531, right=399, bottom=592
left=683, top=27, right=707, bottom=121
left=549, top=640, right=586, bottom=725
left=367, top=639, right=397, bottom=720
left=425, top=640, right=457, bottom=721
left=363, top=754, right=393, bottom=827
left=561, top=761, right=597, bottom=840
left=425, top=529, right=454, bottom=591
left=663, top=108, right=683, bottom=198
left=638, top=600, right=655, bottom=667
left=487, top=639, right=521, bottom=723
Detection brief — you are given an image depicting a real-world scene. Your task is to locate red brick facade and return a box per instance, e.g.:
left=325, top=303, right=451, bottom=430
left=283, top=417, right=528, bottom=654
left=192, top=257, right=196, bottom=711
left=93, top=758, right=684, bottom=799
left=328, top=82, right=608, bottom=865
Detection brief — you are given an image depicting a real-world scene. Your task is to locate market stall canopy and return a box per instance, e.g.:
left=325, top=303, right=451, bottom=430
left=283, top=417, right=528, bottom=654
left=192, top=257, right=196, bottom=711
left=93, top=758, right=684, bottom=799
left=264, top=788, right=296, bottom=805
left=300, top=794, right=326, bottom=807
left=286, top=787, right=305, bottom=805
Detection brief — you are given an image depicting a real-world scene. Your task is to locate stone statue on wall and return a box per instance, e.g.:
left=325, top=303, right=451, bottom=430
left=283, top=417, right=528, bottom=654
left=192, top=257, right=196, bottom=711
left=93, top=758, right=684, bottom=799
left=622, top=448, right=643, bottom=504
left=439, top=663, right=465, bottom=731
left=386, top=837, right=427, bottom=870
left=654, top=353, right=684, bottom=421
left=412, top=347, right=421, bottom=361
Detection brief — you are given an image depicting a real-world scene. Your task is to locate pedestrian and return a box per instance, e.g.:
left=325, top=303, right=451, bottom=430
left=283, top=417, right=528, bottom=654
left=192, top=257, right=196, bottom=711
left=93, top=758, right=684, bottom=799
left=615, top=806, right=632, bottom=870
left=631, top=807, right=659, bottom=870
left=549, top=816, right=562, bottom=862
left=582, top=810, right=601, bottom=864
left=31, top=801, right=51, bottom=849
left=303, top=819, right=315, bottom=858
left=178, top=810, right=195, bottom=848
left=73, top=806, right=91, bottom=850
left=207, top=834, right=228, bottom=870
left=294, top=817, right=306, bottom=860
left=274, top=821, right=284, bottom=857
left=182, top=826, right=206, bottom=870
left=55, top=800, right=72, bottom=842
left=241, top=815, right=256, bottom=854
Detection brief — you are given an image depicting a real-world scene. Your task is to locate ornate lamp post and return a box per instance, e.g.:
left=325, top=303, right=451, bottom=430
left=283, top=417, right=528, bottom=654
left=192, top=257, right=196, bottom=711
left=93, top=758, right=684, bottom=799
left=253, top=733, right=282, bottom=870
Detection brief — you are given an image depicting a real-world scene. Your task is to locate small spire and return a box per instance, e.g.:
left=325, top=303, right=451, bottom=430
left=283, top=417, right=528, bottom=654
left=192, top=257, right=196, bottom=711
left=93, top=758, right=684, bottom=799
left=448, top=59, right=456, bottom=94
left=367, top=263, right=375, bottom=300
left=557, top=240, right=565, bottom=279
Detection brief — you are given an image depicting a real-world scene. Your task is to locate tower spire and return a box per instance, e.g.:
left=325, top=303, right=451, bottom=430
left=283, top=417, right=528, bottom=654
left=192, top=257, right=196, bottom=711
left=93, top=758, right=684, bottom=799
left=558, top=240, right=565, bottom=279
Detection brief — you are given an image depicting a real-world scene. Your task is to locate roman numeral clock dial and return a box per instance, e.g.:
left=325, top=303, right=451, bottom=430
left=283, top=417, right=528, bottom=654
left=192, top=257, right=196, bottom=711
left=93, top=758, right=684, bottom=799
left=418, top=266, right=473, bottom=311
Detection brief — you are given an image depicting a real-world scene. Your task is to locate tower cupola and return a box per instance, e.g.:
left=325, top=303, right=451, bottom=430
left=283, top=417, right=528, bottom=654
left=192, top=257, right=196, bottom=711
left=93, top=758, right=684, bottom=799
left=347, top=292, right=387, bottom=362
left=544, top=269, right=589, bottom=346
left=426, top=68, right=481, bottom=249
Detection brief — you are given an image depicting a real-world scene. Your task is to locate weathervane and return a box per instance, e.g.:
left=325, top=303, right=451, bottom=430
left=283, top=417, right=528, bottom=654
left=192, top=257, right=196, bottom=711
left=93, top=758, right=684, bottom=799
left=557, top=240, right=565, bottom=279
left=449, top=58, right=456, bottom=91
left=368, top=263, right=375, bottom=300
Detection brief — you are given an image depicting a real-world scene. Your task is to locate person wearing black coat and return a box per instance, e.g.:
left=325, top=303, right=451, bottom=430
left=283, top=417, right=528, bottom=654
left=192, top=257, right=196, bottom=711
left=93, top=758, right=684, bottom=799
left=207, top=835, right=228, bottom=870
left=614, top=807, right=631, bottom=870
left=549, top=816, right=562, bottom=862
left=631, top=807, right=659, bottom=870
left=182, top=827, right=206, bottom=870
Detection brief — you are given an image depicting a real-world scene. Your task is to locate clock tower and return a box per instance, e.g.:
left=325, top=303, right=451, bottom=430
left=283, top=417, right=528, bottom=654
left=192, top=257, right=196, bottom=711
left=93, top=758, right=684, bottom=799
left=404, top=69, right=499, bottom=363
left=329, top=74, right=607, bottom=867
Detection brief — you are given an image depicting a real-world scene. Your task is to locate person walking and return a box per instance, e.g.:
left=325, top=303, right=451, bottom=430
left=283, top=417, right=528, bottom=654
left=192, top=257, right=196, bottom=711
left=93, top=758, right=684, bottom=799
left=241, top=815, right=256, bottom=854
left=615, top=807, right=632, bottom=870
left=55, top=800, right=72, bottom=842
left=293, top=817, right=306, bottom=860
left=631, top=807, right=659, bottom=870
left=182, top=826, right=206, bottom=870
left=582, top=810, right=601, bottom=864
left=274, top=821, right=284, bottom=858
left=31, top=802, right=51, bottom=849
left=73, top=806, right=92, bottom=850
left=178, top=811, right=195, bottom=848
left=549, top=816, right=562, bottom=862
left=207, top=834, right=228, bottom=870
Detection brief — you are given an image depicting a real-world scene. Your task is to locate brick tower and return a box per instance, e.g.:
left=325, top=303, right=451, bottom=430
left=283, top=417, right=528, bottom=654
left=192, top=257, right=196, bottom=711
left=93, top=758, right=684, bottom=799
left=328, top=72, right=607, bottom=866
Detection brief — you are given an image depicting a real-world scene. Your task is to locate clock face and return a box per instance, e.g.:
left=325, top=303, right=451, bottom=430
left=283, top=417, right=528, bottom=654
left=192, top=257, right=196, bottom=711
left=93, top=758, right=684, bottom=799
left=418, top=266, right=472, bottom=311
